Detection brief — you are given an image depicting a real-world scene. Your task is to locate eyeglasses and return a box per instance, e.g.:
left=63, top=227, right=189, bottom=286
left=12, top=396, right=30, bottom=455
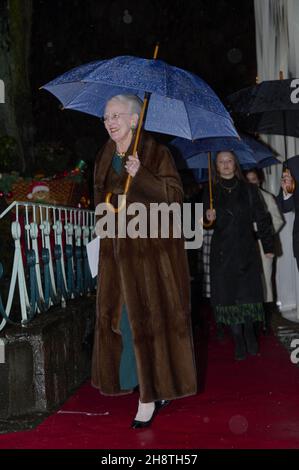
left=101, top=112, right=131, bottom=123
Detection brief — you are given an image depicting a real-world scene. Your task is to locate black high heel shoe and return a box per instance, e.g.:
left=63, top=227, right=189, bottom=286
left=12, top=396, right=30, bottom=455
left=131, top=400, right=171, bottom=429
left=155, top=400, right=171, bottom=411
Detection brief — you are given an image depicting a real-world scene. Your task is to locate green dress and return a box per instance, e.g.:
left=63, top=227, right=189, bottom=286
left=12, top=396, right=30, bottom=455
left=112, top=153, right=138, bottom=390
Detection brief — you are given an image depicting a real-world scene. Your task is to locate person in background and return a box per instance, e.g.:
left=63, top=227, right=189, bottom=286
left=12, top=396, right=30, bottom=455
left=245, top=168, right=284, bottom=334
left=204, top=151, right=274, bottom=360
left=92, top=94, right=197, bottom=428
left=278, top=157, right=299, bottom=270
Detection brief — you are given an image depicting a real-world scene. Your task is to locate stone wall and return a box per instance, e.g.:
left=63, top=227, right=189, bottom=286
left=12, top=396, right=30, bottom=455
left=0, top=296, right=95, bottom=430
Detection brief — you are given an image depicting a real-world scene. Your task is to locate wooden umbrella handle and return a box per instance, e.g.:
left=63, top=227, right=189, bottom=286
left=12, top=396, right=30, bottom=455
left=203, top=151, right=214, bottom=228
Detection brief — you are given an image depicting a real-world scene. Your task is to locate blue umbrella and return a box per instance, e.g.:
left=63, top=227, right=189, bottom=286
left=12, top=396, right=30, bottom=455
left=170, top=135, right=255, bottom=168
left=171, top=133, right=279, bottom=170
left=41, top=55, right=238, bottom=141
left=175, top=152, right=280, bottom=186
left=239, top=133, right=279, bottom=168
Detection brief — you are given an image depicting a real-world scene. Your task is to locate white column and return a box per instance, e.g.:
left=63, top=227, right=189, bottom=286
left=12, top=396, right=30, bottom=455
left=254, top=0, right=299, bottom=321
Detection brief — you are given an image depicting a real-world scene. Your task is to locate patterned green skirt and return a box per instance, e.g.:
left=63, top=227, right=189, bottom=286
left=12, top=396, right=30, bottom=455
left=215, top=303, right=264, bottom=325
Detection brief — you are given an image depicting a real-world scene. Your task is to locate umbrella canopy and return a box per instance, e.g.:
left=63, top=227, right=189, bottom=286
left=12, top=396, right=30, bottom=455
left=233, top=132, right=279, bottom=169
left=41, top=55, right=238, bottom=141
left=170, top=135, right=255, bottom=168
left=170, top=133, right=279, bottom=171
left=227, top=78, right=299, bottom=137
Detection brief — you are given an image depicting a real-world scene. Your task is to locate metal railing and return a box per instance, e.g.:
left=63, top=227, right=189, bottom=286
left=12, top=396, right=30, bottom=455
left=0, top=201, right=96, bottom=331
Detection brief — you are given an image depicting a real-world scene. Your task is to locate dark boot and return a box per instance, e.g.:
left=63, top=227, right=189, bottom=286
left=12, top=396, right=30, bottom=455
left=230, top=324, right=246, bottom=360
left=216, top=322, right=225, bottom=342
left=244, top=318, right=258, bottom=355
left=254, top=320, right=262, bottom=338
left=263, top=302, right=273, bottom=335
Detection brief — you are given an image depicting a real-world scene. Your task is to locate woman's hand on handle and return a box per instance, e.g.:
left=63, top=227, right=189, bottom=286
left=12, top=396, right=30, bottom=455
left=281, top=171, right=295, bottom=195
left=125, top=153, right=140, bottom=177
left=206, top=208, right=216, bottom=222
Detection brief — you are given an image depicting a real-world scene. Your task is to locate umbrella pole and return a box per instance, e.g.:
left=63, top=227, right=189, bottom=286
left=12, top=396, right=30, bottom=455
left=105, top=44, right=160, bottom=213
left=280, top=71, right=288, bottom=164
left=203, top=151, right=214, bottom=228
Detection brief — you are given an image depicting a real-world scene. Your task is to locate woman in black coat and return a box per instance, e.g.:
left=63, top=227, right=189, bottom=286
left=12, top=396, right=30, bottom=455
left=204, top=151, right=274, bottom=360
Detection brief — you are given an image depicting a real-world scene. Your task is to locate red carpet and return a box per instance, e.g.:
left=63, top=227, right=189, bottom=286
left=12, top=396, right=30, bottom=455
left=1, top=325, right=299, bottom=449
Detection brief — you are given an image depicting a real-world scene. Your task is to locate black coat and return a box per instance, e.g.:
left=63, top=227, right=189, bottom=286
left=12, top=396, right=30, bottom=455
left=277, top=155, right=299, bottom=268
left=204, top=178, right=274, bottom=307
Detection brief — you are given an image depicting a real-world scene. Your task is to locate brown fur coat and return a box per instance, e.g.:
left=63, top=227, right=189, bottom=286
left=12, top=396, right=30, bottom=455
left=91, top=132, right=197, bottom=402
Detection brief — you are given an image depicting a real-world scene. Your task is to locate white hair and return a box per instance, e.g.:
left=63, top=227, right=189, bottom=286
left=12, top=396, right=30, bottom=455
left=107, top=94, right=143, bottom=116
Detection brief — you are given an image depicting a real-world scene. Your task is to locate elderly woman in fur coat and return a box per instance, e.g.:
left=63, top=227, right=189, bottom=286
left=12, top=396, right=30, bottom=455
left=91, top=94, right=197, bottom=428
